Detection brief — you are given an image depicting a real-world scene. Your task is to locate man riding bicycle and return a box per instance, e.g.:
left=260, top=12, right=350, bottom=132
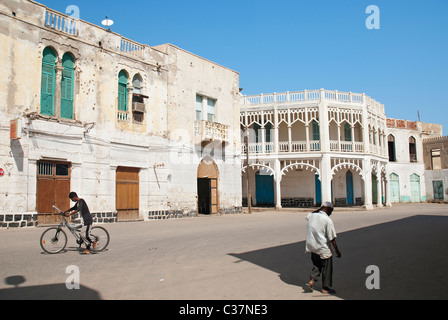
left=64, top=192, right=97, bottom=255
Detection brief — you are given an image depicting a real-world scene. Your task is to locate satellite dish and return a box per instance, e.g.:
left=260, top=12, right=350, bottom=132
left=101, top=16, right=114, bottom=30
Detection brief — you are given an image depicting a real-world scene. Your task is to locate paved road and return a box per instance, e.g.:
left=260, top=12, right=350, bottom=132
left=1, top=203, right=448, bottom=300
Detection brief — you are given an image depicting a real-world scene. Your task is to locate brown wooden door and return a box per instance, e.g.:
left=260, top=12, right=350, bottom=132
left=210, top=178, right=218, bottom=214
left=116, top=167, right=140, bottom=221
left=37, top=161, right=71, bottom=225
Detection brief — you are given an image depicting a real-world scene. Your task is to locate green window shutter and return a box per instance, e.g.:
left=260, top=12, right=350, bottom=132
left=118, top=70, right=128, bottom=111
left=40, top=47, right=56, bottom=116
left=61, top=53, right=75, bottom=119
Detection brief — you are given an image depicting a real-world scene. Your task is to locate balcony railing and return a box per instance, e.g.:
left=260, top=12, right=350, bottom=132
left=44, top=9, right=79, bottom=36
left=242, top=141, right=321, bottom=154
left=241, top=89, right=385, bottom=114
left=194, top=120, right=229, bottom=142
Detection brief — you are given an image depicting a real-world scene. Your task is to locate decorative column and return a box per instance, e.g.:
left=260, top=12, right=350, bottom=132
left=320, top=154, right=332, bottom=204
left=385, top=172, right=392, bottom=207
left=363, top=158, right=373, bottom=210
left=376, top=172, right=383, bottom=207
left=274, top=159, right=282, bottom=210
left=361, top=94, right=370, bottom=154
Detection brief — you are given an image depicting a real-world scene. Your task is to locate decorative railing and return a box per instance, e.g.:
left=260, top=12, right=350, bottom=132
left=194, top=120, right=229, bottom=142
left=44, top=9, right=79, bottom=36
left=120, top=37, right=145, bottom=59
left=243, top=141, right=321, bottom=154
left=241, top=89, right=384, bottom=114
left=117, top=110, right=130, bottom=122
left=330, top=141, right=364, bottom=153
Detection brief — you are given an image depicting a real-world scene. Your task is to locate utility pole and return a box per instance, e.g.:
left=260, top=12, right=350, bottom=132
left=245, top=127, right=252, bottom=214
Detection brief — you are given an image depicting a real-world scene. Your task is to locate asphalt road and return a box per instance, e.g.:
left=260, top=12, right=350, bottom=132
left=1, top=203, right=448, bottom=301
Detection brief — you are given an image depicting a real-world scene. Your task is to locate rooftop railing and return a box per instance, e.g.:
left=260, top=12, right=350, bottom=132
left=241, top=89, right=384, bottom=114
left=44, top=8, right=79, bottom=36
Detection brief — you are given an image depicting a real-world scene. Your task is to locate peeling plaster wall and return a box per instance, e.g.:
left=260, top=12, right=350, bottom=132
left=0, top=0, right=242, bottom=220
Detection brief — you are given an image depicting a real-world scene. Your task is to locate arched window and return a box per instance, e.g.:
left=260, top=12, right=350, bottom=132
left=132, top=74, right=142, bottom=94
left=118, top=70, right=128, bottom=112
left=61, top=53, right=75, bottom=119
left=388, top=135, right=396, bottom=162
left=409, top=136, right=417, bottom=162
left=40, top=47, right=57, bottom=116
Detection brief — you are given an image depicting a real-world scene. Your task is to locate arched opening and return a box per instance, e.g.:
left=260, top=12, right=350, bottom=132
left=388, top=135, right=396, bottom=162
left=409, top=136, right=417, bottom=162
left=197, top=158, right=219, bottom=214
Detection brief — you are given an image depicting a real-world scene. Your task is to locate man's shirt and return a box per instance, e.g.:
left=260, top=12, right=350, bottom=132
left=305, top=211, right=337, bottom=259
left=70, top=199, right=93, bottom=225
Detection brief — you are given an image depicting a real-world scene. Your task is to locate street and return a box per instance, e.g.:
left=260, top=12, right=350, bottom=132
left=1, top=203, right=448, bottom=300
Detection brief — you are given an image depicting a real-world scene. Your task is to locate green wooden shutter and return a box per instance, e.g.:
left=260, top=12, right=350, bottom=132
left=118, top=71, right=128, bottom=111
left=40, top=48, right=56, bottom=116
left=61, top=53, right=75, bottom=119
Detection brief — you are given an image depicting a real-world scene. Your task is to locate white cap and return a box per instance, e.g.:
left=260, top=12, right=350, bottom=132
left=322, top=201, right=334, bottom=208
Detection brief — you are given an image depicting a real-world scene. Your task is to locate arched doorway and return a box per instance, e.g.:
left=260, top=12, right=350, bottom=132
left=197, top=158, right=219, bottom=214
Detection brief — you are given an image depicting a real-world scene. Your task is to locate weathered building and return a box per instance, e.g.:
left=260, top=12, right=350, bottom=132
left=0, top=0, right=242, bottom=228
left=423, top=135, right=448, bottom=202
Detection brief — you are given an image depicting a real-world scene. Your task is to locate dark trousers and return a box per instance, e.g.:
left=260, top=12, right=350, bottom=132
left=310, top=253, right=333, bottom=289
left=81, top=224, right=93, bottom=249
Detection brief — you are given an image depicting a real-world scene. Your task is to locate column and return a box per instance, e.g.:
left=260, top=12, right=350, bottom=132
left=318, top=89, right=330, bottom=153
left=376, top=173, right=383, bottom=207
left=274, top=159, right=282, bottom=210
left=363, top=158, right=373, bottom=210
left=54, top=61, right=63, bottom=118
left=361, top=94, right=370, bottom=154
left=274, top=107, right=279, bottom=154
left=320, top=154, right=332, bottom=204
left=385, top=172, right=392, bottom=207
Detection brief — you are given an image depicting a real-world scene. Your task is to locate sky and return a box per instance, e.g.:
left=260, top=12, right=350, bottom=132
left=37, top=0, right=448, bottom=135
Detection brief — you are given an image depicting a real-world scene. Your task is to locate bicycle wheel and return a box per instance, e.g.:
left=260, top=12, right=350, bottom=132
left=40, top=227, right=67, bottom=254
left=91, top=226, right=110, bottom=252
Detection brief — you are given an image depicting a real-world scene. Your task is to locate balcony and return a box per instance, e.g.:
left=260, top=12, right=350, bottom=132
left=194, top=120, right=229, bottom=143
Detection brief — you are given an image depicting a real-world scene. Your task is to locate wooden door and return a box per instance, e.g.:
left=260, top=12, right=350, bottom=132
left=210, top=178, right=218, bottom=214
left=37, top=161, right=71, bottom=225
left=116, top=167, right=140, bottom=221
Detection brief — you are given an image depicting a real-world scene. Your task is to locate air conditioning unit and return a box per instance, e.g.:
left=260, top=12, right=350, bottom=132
left=132, top=102, right=146, bottom=113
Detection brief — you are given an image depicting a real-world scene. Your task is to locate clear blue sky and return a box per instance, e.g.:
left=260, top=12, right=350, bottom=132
left=38, top=0, right=448, bottom=135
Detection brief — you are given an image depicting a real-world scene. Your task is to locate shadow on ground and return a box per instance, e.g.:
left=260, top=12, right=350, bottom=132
left=230, top=215, right=448, bottom=300
left=0, top=275, right=101, bottom=300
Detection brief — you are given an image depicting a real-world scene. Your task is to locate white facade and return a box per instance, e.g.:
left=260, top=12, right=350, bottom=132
left=240, top=90, right=430, bottom=209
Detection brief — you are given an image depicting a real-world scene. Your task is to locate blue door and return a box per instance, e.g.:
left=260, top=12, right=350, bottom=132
left=256, top=174, right=274, bottom=205
left=315, top=175, right=322, bottom=206
left=346, top=171, right=354, bottom=205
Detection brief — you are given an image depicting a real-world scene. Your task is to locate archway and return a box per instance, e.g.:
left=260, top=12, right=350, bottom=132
left=197, top=158, right=219, bottom=214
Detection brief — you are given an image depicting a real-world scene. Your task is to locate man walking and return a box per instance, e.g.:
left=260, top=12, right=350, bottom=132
left=304, top=201, right=341, bottom=294
left=64, top=192, right=97, bottom=255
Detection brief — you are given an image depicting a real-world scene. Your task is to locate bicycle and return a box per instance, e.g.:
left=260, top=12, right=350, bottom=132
left=40, top=205, right=110, bottom=254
